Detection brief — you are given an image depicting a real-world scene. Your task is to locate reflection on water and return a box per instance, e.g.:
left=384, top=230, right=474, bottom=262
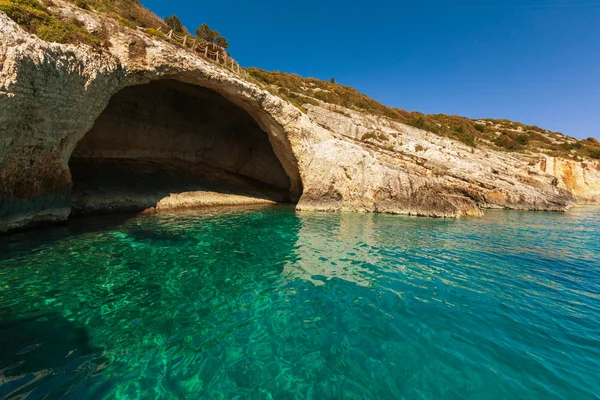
left=1, top=206, right=599, bottom=399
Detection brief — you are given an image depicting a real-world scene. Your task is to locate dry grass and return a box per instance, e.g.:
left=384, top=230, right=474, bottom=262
left=248, top=68, right=599, bottom=159
left=1, top=0, right=103, bottom=47
left=68, top=0, right=166, bottom=29
left=3, top=1, right=598, bottom=161
left=247, top=68, right=480, bottom=147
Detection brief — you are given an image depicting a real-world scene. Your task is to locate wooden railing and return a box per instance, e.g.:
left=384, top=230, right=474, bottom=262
left=164, top=30, right=243, bottom=75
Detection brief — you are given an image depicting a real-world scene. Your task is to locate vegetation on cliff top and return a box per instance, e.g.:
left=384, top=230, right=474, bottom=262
left=2, top=0, right=598, bottom=160
left=2, top=0, right=233, bottom=64
left=247, top=68, right=600, bottom=160
left=162, top=15, right=230, bottom=49
left=0, top=0, right=105, bottom=47
left=0, top=0, right=167, bottom=47
left=70, top=0, right=165, bottom=30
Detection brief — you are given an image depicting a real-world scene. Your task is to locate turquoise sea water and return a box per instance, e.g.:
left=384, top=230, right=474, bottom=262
left=1, top=206, right=599, bottom=399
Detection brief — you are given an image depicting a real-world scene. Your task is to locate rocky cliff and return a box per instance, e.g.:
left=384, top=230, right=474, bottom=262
left=1, top=2, right=599, bottom=233
left=537, top=156, right=600, bottom=204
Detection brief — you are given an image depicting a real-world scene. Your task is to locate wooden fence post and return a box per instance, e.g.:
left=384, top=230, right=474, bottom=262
left=162, top=33, right=242, bottom=74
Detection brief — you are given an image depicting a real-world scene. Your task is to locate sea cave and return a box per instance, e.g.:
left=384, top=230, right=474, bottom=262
left=68, top=79, right=298, bottom=215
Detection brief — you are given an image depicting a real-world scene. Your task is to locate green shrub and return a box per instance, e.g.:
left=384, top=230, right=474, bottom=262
left=562, top=142, right=583, bottom=151
left=474, top=124, right=486, bottom=133
left=64, top=0, right=166, bottom=29
left=118, top=17, right=135, bottom=28
left=294, top=94, right=318, bottom=106
left=407, top=117, right=426, bottom=129
left=528, top=131, right=551, bottom=144
left=245, top=68, right=600, bottom=159
left=515, top=134, right=530, bottom=145
left=145, top=27, right=163, bottom=37
left=285, top=93, right=318, bottom=113
left=494, top=134, right=521, bottom=151
left=195, top=23, right=229, bottom=49
left=36, top=18, right=74, bottom=42
left=0, top=0, right=50, bottom=31
left=1, top=0, right=102, bottom=47
left=164, top=14, right=185, bottom=33
left=453, top=128, right=476, bottom=147
left=286, top=96, right=309, bottom=114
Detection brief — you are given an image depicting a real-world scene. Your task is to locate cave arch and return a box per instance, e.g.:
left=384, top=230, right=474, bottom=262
left=68, top=79, right=300, bottom=215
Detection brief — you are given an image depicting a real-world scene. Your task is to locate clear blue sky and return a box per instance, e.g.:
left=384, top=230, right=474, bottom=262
left=142, top=0, right=600, bottom=139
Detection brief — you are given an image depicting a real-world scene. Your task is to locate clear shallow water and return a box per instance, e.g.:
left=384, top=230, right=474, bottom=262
left=1, top=206, right=599, bottom=399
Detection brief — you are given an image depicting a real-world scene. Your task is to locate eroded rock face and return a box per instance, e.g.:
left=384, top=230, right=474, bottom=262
left=0, top=3, right=598, bottom=233
left=0, top=7, right=306, bottom=232
left=68, top=79, right=292, bottom=213
left=299, top=106, right=579, bottom=216
left=537, top=156, right=600, bottom=204
left=0, top=12, right=123, bottom=232
left=72, top=80, right=290, bottom=190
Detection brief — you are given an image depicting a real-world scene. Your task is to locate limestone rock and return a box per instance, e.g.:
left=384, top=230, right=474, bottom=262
left=537, top=156, right=600, bottom=204
left=0, top=3, right=598, bottom=233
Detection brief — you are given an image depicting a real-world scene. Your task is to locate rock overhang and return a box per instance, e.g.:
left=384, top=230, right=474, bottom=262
left=1, top=4, right=598, bottom=234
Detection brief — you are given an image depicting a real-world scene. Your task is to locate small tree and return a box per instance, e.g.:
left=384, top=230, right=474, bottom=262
left=330, top=78, right=336, bottom=84
left=215, top=34, right=230, bottom=49
left=196, top=23, right=215, bottom=42
left=196, top=23, right=230, bottom=49
left=164, top=15, right=185, bottom=33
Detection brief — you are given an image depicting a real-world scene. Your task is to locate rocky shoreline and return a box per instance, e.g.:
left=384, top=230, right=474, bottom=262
left=1, top=2, right=599, bottom=233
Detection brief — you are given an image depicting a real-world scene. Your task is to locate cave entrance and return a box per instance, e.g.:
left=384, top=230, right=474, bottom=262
left=68, top=79, right=294, bottom=215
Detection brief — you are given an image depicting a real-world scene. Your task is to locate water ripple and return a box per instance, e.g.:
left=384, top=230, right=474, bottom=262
left=0, top=206, right=599, bottom=399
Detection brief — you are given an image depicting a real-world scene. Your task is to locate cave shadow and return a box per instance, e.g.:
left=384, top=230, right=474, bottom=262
left=2, top=78, right=301, bottom=261
left=0, top=211, right=138, bottom=262
left=0, top=203, right=292, bottom=263
left=69, top=157, right=291, bottom=216
left=68, top=79, right=298, bottom=217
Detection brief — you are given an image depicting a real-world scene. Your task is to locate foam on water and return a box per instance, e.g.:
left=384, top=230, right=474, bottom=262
left=1, top=206, right=599, bottom=399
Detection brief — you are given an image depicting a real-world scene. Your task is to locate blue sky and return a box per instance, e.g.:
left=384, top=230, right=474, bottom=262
left=142, top=0, right=600, bottom=139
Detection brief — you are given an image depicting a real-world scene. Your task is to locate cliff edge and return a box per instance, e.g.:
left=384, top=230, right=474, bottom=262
left=1, top=2, right=598, bottom=233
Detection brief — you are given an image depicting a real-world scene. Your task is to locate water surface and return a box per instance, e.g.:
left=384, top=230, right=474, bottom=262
left=1, top=206, right=599, bottom=399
